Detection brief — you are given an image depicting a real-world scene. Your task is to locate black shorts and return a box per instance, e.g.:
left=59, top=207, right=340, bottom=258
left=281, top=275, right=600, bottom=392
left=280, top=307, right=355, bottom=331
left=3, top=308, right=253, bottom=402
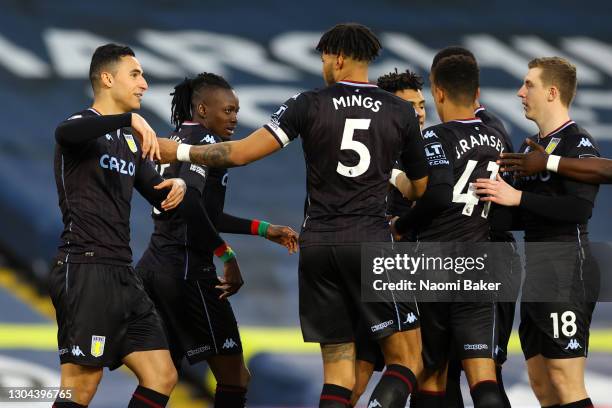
left=419, top=302, right=497, bottom=370
left=519, top=301, right=595, bottom=360
left=137, top=267, right=242, bottom=367
left=48, top=261, right=168, bottom=370
left=495, top=301, right=516, bottom=365
left=299, top=245, right=419, bottom=344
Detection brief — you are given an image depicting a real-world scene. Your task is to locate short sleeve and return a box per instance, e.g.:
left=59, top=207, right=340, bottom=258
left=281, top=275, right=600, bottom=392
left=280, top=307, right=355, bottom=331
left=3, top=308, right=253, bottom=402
left=561, top=132, right=600, bottom=205
left=421, top=126, right=454, bottom=187
left=263, top=92, right=311, bottom=148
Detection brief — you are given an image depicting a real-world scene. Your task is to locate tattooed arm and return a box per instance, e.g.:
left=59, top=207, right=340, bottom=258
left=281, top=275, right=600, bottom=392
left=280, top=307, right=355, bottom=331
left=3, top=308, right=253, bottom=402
left=158, top=127, right=282, bottom=167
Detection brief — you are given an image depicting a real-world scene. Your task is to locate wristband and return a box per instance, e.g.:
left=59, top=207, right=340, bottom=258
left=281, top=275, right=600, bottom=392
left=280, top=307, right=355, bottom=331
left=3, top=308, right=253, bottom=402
left=250, top=219, right=270, bottom=237
left=390, top=169, right=402, bottom=187
left=214, top=243, right=236, bottom=263
left=177, top=143, right=192, bottom=162
left=546, top=155, right=561, bottom=172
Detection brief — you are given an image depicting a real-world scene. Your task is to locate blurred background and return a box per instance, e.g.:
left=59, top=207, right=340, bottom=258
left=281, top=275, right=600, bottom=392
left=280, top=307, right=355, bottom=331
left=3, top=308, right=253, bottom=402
left=0, top=0, right=610, bottom=406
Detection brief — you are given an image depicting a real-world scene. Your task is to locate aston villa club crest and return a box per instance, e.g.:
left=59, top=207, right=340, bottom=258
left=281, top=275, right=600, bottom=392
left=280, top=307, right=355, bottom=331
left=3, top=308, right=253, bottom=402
left=124, top=134, right=138, bottom=154
left=91, top=335, right=106, bottom=357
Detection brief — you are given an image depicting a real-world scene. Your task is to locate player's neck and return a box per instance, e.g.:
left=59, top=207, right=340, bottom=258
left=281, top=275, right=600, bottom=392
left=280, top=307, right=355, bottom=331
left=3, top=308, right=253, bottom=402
left=91, top=96, right=128, bottom=115
left=536, top=108, right=571, bottom=138
left=336, top=67, right=369, bottom=84
left=442, top=105, right=476, bottom=123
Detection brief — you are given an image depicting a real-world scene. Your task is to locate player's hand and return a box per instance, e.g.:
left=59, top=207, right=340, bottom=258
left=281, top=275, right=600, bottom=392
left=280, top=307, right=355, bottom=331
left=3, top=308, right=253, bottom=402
left=157, top=138, right=179, bottom=164
left=389, top=216, right=403, bottom=241
left=216, top=258, right=244, bottom=299
left=131, top=113, right=160, bottom=161
left=473, top=174, right=522, bottom=207
left=498, top=138, right=548, bottom=177
left=154, top=178, right=186, bottom=211
left=266, top=225, right=299, bottom=254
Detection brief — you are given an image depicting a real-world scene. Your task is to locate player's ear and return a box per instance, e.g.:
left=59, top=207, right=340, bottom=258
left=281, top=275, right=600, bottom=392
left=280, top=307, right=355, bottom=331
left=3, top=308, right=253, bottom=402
left=100, top=71, right=113, bottom=89
left=197, top=102, right=206, bottom=118
left=548, top=86, right=558, bottom=102
left=336, top=54, right=344, bottom=70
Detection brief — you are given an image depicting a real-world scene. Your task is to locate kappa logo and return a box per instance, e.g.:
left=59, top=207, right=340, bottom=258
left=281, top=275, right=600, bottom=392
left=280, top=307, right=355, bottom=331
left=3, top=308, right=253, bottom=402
left=200, top=134, right=216, bottom=144
left=222, top=338, right=238, bottom=349
left=368, top=399, right=382, bottom=408
left=565, top=339, right=582, bottom=350
left=577, top=137, right=594, bottom=148
left=423, top=130, right=437, bottom=139
left=403, top=312, right=417, bottom=324
left=91, top=335, right=106, bottom=358
left=71, top=345, right=85, bottom=357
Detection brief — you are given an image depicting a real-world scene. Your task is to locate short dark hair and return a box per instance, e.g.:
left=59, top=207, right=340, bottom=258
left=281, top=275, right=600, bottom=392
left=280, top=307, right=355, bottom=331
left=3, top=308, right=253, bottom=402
left=431, top=55, right=479, bottom=106
left=431, top=46, right=476, bottom=70
left=316, top=23, right=381, bottom=62
left=377, top=69, right=424, bottom=93
left=89, top=43, right=135, bottom=90
left=528, top=57, right=577, bottom=107
left=170, top=72, right=232, bottom=130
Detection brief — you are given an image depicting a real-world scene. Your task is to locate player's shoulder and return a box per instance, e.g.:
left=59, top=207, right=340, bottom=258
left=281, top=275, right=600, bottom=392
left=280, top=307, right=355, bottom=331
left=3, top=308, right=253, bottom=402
left=64, top=108, right=98, bottom=121
left=561, top=122, right=595, bottom=143
left=422, top=122, right=459, bottom=141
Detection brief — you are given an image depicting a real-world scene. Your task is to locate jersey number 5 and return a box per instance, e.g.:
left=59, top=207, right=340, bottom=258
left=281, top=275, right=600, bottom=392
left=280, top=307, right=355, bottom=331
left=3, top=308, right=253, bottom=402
left=336, top=118, right=371, bottom=178
left=453, top=160, right=499, bottom=218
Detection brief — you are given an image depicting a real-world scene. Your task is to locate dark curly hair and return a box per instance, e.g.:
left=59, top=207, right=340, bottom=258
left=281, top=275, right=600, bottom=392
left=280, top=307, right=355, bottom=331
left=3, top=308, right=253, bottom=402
left=377, top=69, right=424, bottom=93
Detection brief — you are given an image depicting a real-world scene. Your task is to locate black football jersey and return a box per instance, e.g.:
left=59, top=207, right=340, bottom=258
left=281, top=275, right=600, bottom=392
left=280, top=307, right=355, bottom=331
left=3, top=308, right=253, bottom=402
left=515, top=121, right=600, bottom=241
left=138, top=123, right=228, bottom=277
left=475, top=106, right=516, bottom=243
left=54, top=108, right=164, bottom=265
left=417, top=118, right=508, bottom=241
left=264, top=81, right=427, bottom=246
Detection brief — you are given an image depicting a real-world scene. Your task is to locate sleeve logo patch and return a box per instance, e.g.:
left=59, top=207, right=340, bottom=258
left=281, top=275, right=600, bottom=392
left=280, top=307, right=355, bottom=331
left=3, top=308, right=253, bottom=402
left=577, top=137, right=594, bottom=148
left=425, top=142, right=449, bottom=166
left=271, top=104, right=288, bottom=125
left=190, top=164, right=207, bottom=178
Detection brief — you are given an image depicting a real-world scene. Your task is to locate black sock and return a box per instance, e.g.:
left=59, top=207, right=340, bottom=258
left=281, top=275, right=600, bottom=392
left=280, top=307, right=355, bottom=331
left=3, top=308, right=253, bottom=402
left=470, top=380, right=504, bottom=408
left=496, top=365, right=511, bottom=408
left=410, top=390, right=446, bottom=408
left=542, top=405, right=561, bottom=408
left=215, top=384, right=247, bottom=408
left=320, top=383, right=352, bottom=407
left=128, top=385, right=170, bottom=408
left=52, top=402, right=87, bottom=408
left=367, top=364, right=417, bottom=408
left=445, top=359, right=465, bottom=408
left=559, top=399, right=594, bottom=408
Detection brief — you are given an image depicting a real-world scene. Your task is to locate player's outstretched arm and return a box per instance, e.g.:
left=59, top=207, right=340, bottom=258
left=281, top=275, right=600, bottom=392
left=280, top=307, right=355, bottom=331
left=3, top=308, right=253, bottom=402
left=474, top=174, right=592, bottom=223
left=499, top=138, right=612, bottom=184
left=265, top=224, right=299, bottom=254
left=390, top=169, right=428, bottom=200
left=218, top=213, right=299, bottom=254
left=158, top=127, right=282, bottom=167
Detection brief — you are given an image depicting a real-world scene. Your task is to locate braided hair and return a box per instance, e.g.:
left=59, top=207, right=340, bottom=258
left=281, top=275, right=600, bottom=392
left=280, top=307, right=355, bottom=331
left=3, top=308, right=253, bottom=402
left=170, top=72, right=232, bottom=131
left=316, top=23, right=381, bottom=62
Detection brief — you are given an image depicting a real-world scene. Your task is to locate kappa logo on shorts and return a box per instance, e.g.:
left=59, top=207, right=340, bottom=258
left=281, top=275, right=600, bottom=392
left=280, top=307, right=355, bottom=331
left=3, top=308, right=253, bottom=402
left=71, top=345, right=85, bottom=357
left=222, top=338, right=238, bottom=349
left=91, top=335, right=106, bottom=358
left=565, top=339, right=582, bottom=350
left=368, top=399, right=382, bottom=408
left=403, top=312, right=417, bottom=324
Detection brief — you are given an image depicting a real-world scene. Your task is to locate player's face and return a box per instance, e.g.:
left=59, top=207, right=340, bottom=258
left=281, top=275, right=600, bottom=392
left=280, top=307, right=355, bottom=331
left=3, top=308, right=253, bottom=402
left=517, top=67, right=548, bottom=122
left=395, top=88, right=426, bottom=129
left=201, top=88, right=239, bottom=140
left=109, top=56, right=148, bottom=112
left=321, top=53, right=337, bottom=85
